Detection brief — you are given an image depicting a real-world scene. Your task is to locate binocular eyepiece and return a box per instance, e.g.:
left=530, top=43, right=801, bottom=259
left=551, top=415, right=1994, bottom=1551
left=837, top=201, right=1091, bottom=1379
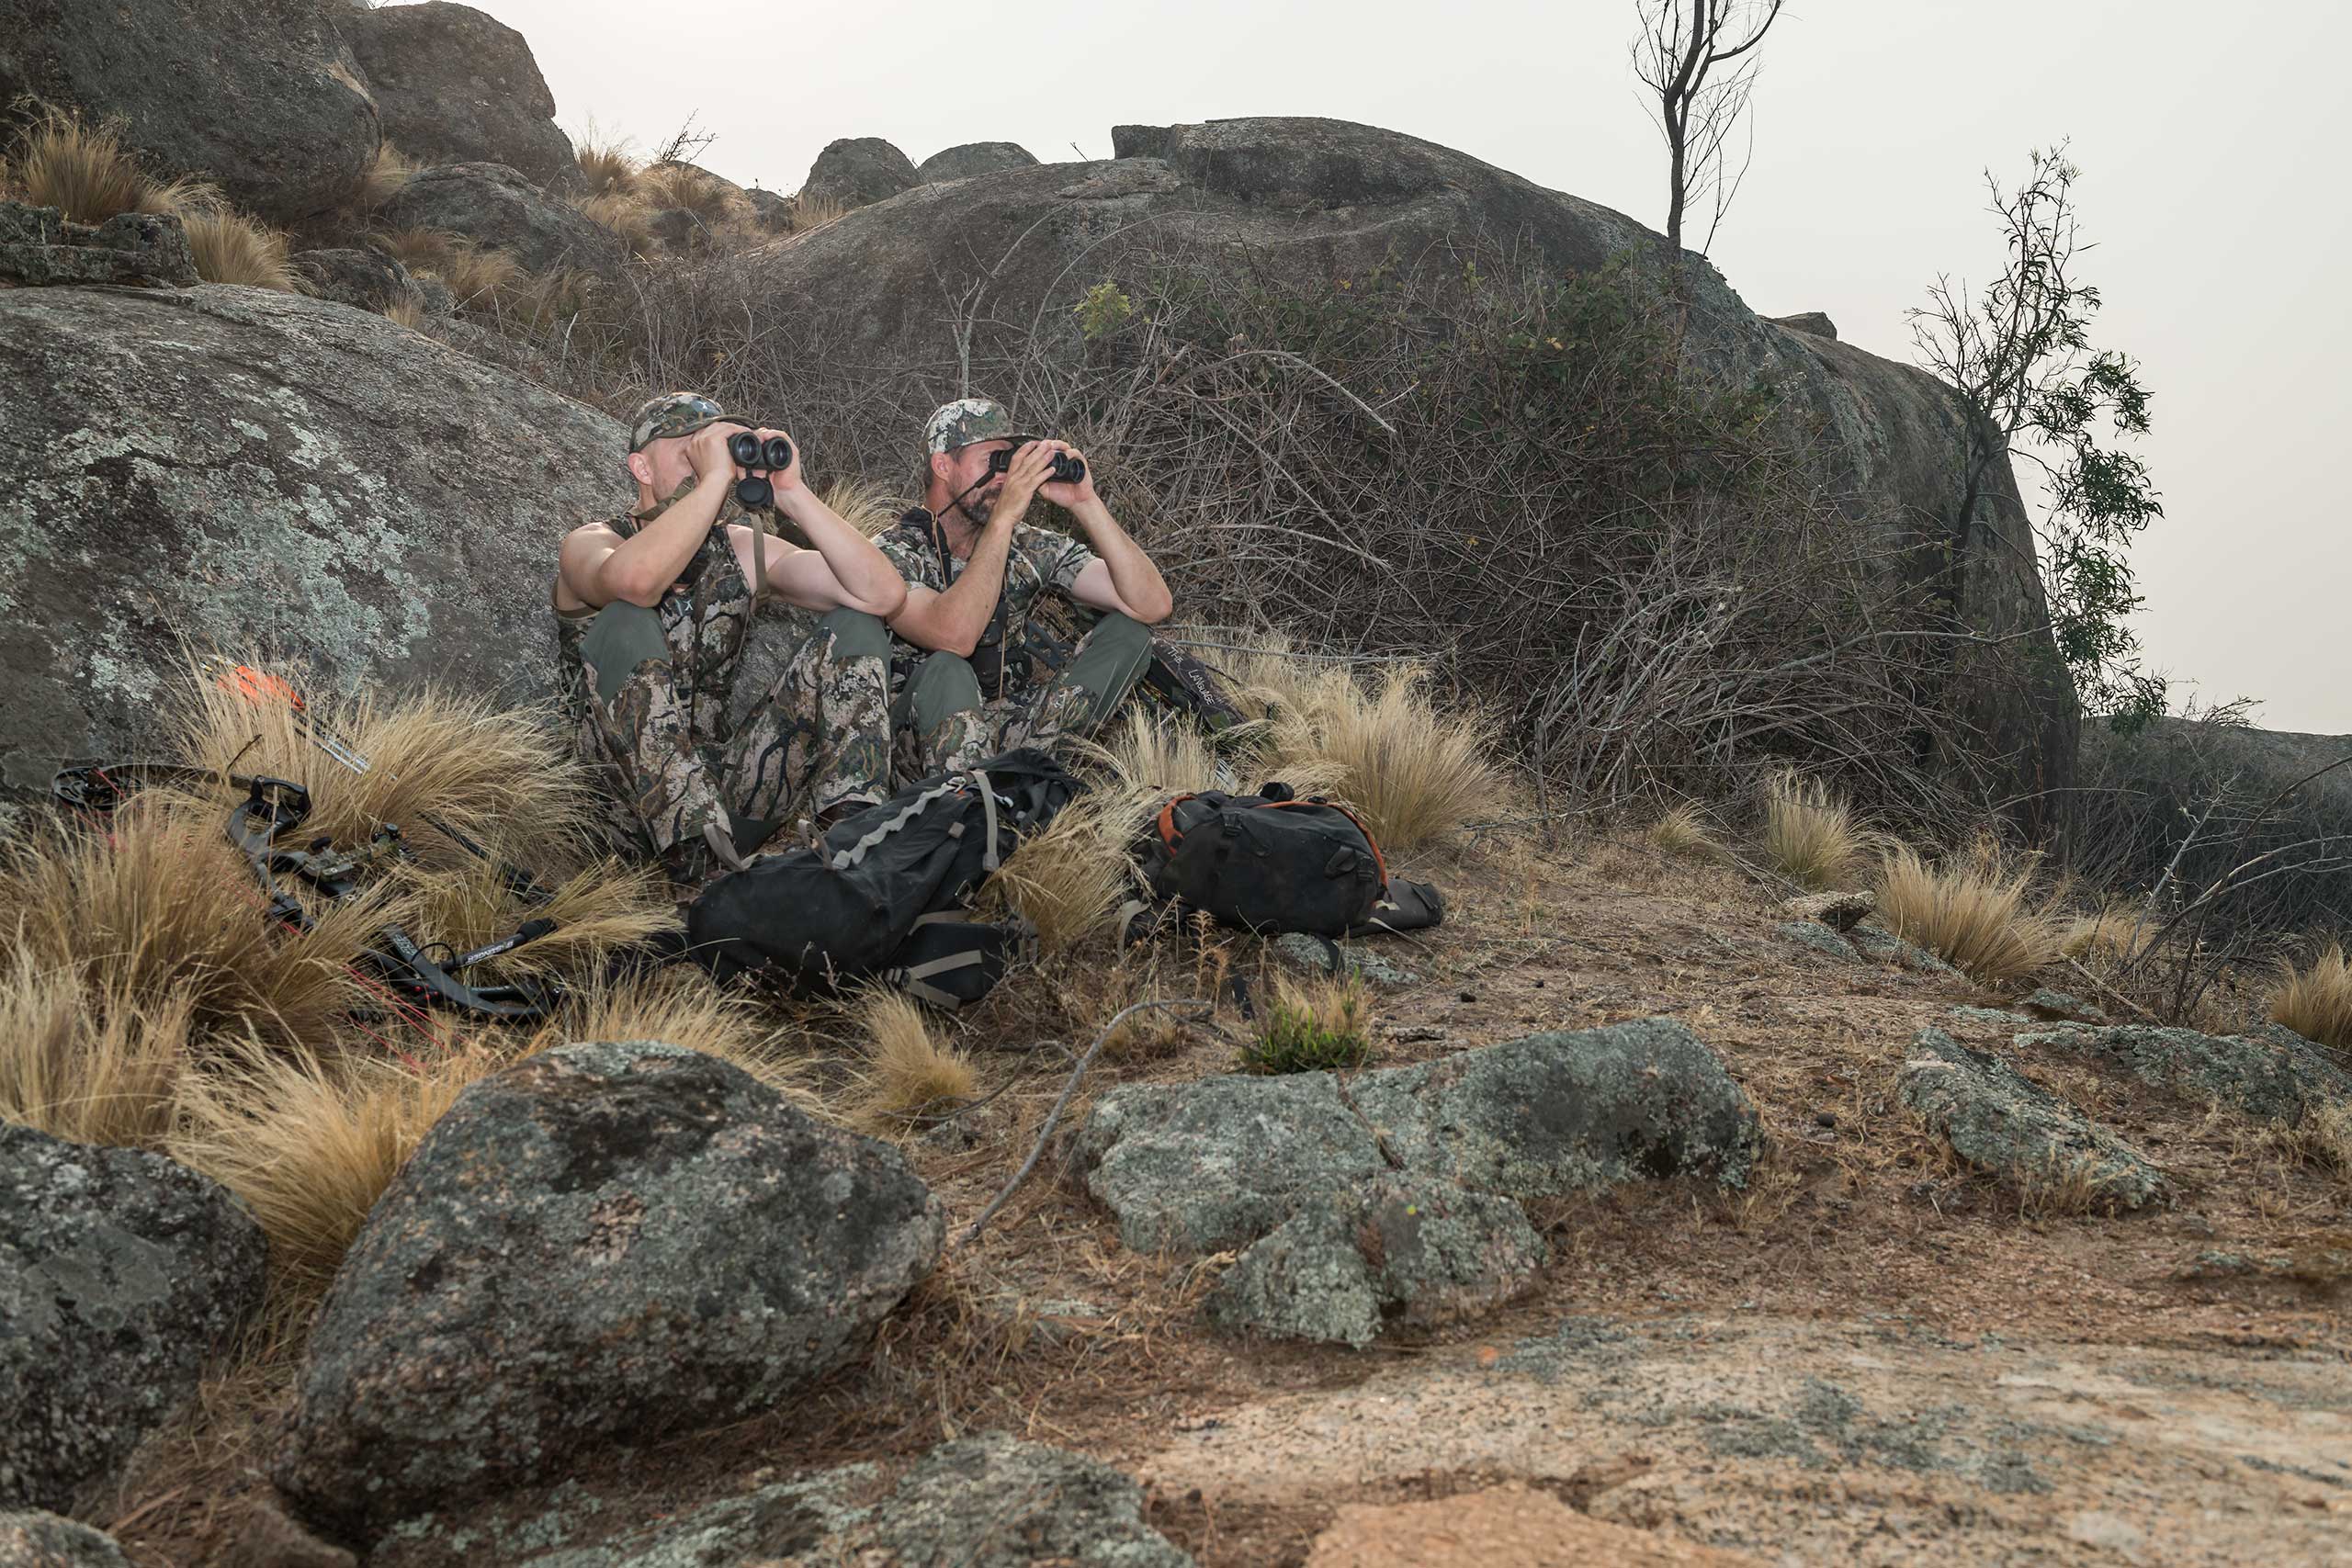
left=728, top=430, right=794, bottom=510
left=987, top=446, right=1085, bottom=485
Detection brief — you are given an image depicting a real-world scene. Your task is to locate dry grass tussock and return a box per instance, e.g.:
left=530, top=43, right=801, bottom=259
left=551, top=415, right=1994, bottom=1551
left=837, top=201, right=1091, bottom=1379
left=1240, top=969, right=1374, bottom=1074
left=382, top=294, right=425, bottom=331
left=164, top=660, right=594, bottom=871
left=573, top=123, right=643, bottom=197
left=640, top=162, right=748, bottom=226
left=1226, top=645, right=1502, bottom=852
left=2063, top=901, right=2159, bottom=964
left=846, top=987, right=976, bottom=1129
left=377, top=226, right=522, bottom=309
left=182, top=207, right=298, bottom=291
left=580, top=188, right=656, bottom=260
left=0, top=950, right=190, bottom=1147
left=2271, top=944, right=2352, bottom=1052
left=347, top=140, right=415, bottom=212
left=3, top=103, right=216, bottom=223
left=1085, top=707, right=1263, bottom=798
left=515, top=970, right=808, bottom=1100
left=826, top=478, right=902, bottom=539
left=1875, top=838, right=2063, bottom=986
left=785, top=190, right=849, bottom=232
left=0, top=794, right=390, bottom=1047
left=169, top=1038, right=499, bottom=1295
left=977, top=785, right=1149, bottom=956
left=1646, top=800, right=1724, bottom=861
left=393, top=856, right=678, bottom=982
left=1760, top=771, right=1861, bottom=891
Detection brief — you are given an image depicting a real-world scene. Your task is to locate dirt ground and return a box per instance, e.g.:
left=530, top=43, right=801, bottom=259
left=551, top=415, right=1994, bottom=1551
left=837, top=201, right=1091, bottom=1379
left=109, top=830, right=2352, bottom=1565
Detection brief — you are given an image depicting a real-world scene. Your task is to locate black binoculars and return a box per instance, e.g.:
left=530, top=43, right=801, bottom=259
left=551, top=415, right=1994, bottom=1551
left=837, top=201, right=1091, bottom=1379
left=988, top=446, right=1085, bottom=485
left=728, top=430, right=793, bottom=509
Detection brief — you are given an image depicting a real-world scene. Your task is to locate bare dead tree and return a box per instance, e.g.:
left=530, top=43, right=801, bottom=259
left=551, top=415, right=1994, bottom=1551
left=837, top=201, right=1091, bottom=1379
left=1631, top=0, right=1784, bottom=256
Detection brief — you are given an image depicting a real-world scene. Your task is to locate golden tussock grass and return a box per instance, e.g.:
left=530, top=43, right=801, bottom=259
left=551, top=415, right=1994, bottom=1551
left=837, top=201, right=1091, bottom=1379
left=1227, top=647, right=1501, bottom=852
left=392, top=856, right=678, bottom=983
left=640, top=162, right=748, bottom=227
left=1759, top=771, right=1861, bottom=891
left=377, top=227, right=521, bottom=309
left=580, top=188, right=656, bottom=260
left=382, top=294, right=425, bottom=331
left=0, top=795, right=390, bottom=1047
left=825, top=478, right=903, bottom=539
left=2271, top=944, right=2352, bottom=1052
left=1874, top=838, right=2063, bottom=986
left=976, top=785, right=1151, bottom=956
left=182, top=207, right=299, bottom=291
left=0, top=951, right=190, bottom=1147
left=2062, top=901, right=2159, bottom=964
left=163, top=661, right=594, bottom=872
left=847, top=987, right=976, bottom=1129
left=1645, top=800, right=1724, bottom=861
left=1085, top=707, right=1265, bottom=799
left=786, top=190, right=849, bottom=232
left=347, top=140, right=415, bottom=212
left=573, top=123, right=643, bottom=197
left=517, top=970, right=808, bottom=1101
left=5, top=103, right=214, bottom=223
left=170, top=1039, right=498, bottom=1293
left=495, top=265, right=599, bottom=332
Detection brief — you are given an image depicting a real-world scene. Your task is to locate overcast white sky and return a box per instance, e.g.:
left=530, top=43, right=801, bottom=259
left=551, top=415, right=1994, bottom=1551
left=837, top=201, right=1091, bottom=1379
left=445, top=0, right=2352, bottom=733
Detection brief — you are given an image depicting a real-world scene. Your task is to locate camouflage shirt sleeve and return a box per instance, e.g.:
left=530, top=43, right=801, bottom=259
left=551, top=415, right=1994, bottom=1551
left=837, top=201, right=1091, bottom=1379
left=1023, top=526, right=1100, bottom=600
left=876, top=525, right=946, bottom=594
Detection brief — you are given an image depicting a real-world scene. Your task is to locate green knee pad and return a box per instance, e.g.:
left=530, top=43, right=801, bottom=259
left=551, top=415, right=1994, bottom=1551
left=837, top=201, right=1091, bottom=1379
left=578, top=600, right=672, bottom=707
left=1058, top=613, right=1153, bottom=728
left=896, top=649, right=985, bottom=732
left=820, top=606, right=890, bottom=662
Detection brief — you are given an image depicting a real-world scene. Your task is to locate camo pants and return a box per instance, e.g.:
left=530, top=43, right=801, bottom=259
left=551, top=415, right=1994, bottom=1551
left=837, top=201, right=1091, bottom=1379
left=572, top=604, right=893, bottom=886
left=892, top=611, right=1152, bottom=782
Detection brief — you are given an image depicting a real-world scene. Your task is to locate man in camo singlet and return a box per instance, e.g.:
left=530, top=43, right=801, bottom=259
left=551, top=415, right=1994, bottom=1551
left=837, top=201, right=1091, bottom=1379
left=879, top=399, right=1174, bottom=779
left=553, top=393, right=909, bottom=886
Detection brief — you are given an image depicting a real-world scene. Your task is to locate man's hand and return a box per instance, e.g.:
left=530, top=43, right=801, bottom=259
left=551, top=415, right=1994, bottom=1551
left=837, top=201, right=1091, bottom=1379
left=993, top=440, right=1060, bottom=525
left=1033, top=438, right=1099, bottom=511
left=746, top=425, right=803, bottom=495
left=684, top=423, right=741, bottom=485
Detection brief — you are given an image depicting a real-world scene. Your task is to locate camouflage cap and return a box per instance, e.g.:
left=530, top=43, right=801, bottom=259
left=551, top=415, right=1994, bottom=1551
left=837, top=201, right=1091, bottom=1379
left=628, top=391, right=729, bottom=453
left=923, top=398, right=1038, bottom=455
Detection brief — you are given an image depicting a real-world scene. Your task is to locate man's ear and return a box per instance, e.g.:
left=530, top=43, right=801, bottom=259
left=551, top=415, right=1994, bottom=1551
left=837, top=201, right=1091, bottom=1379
left=625, top=450, right=652, bottom=488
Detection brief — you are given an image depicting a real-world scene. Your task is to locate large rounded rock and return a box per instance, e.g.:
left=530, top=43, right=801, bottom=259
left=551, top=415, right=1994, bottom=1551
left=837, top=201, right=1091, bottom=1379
left=0, top=202, right=196, bottom=288
left=798, top=136, right=917, bottom=210
left=0, top=284, right=628, bottom=824
left=289, top=245, right=419, bottom=314
left=741, top=116, right=2075, bottom=806
left=272, top=1042, right=944, bottom=1545
left=0, top=0, right=379, bottom=221
left=0, top=1511, right=133, bottom=1566
left=915, top=141, right=1037, bottom=183
left=0, top=1123, right=267, bottom=1513
left=337, top=2, right=582, bottom=194
left=378, top=162, right=622, bottom=274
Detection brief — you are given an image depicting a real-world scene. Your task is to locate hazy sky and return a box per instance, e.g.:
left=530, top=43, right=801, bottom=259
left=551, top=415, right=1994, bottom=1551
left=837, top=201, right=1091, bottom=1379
left=442, top=0, right=2352, bottom=733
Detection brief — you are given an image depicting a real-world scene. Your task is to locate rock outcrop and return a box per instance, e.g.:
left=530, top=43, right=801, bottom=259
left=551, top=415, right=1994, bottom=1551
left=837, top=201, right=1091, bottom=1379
left=1074, top=1020, right=1758, bottom=1345
left=0, top=1511, right=134, bottom=1566
left=0, top=284, right=626, bottom=820
left=0, top=1124, right=267, bottom=1513
left=915, top=141, right=1038, bottom=183
left=274, top=1042, right=944, bottom=1545
left=799, top=136, right=918, bottom=209
left=379, top=162, right=622, bottom=274
left=741, top=117, right=2075, bottom=803
left=0, top=202, right=197, bottom=288
left=1899, top=1029, right=2165, bottom=1210
left=0, top=0, right=380, bottom=221
left=2018, top=1022, right=2352, bottom=1124
left=290, top=246, right=421, bottom=314
left=337, top=2, right=582, bottom=194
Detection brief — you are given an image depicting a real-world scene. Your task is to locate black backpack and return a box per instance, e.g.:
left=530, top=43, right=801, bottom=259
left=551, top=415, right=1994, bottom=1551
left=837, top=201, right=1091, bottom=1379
left=686, top=749, right=1080, bottom=1000
left=1137, top=784, right=1387, bottom=936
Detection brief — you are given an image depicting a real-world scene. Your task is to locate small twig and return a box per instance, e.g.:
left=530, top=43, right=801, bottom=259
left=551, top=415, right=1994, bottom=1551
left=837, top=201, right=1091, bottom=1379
left=958, top=997, right=1210, bottom=1247
left=2061, top=954, right=2158, bottom=1023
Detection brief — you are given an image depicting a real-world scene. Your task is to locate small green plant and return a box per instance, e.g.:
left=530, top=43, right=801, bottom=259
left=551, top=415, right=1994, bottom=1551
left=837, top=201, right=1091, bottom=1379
left=1074, top=280, right=1134, bottom=340
left=1240, top=972, right=1374, bottom=1074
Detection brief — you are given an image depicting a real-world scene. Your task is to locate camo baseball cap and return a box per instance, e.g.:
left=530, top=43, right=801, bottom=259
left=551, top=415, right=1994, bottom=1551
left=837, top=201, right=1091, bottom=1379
left=923, top=398, right=1038, bottom=455
left=628, top=391, right=729, bottom=453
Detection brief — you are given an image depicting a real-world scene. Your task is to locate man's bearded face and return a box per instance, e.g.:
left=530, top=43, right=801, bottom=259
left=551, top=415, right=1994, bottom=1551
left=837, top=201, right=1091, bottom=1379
left=944, top=439, right=1016, bottom=524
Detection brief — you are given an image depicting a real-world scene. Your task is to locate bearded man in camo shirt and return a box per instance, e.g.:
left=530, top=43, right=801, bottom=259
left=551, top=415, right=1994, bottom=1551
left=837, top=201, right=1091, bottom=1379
left=553, top=392, right=908, bottom=886
left=878, top=399, right=1173, bottom=780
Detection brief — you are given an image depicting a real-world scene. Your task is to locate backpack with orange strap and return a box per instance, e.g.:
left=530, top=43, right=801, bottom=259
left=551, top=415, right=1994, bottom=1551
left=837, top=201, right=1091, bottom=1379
left=1136, top=784, right=1389, bottom=936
